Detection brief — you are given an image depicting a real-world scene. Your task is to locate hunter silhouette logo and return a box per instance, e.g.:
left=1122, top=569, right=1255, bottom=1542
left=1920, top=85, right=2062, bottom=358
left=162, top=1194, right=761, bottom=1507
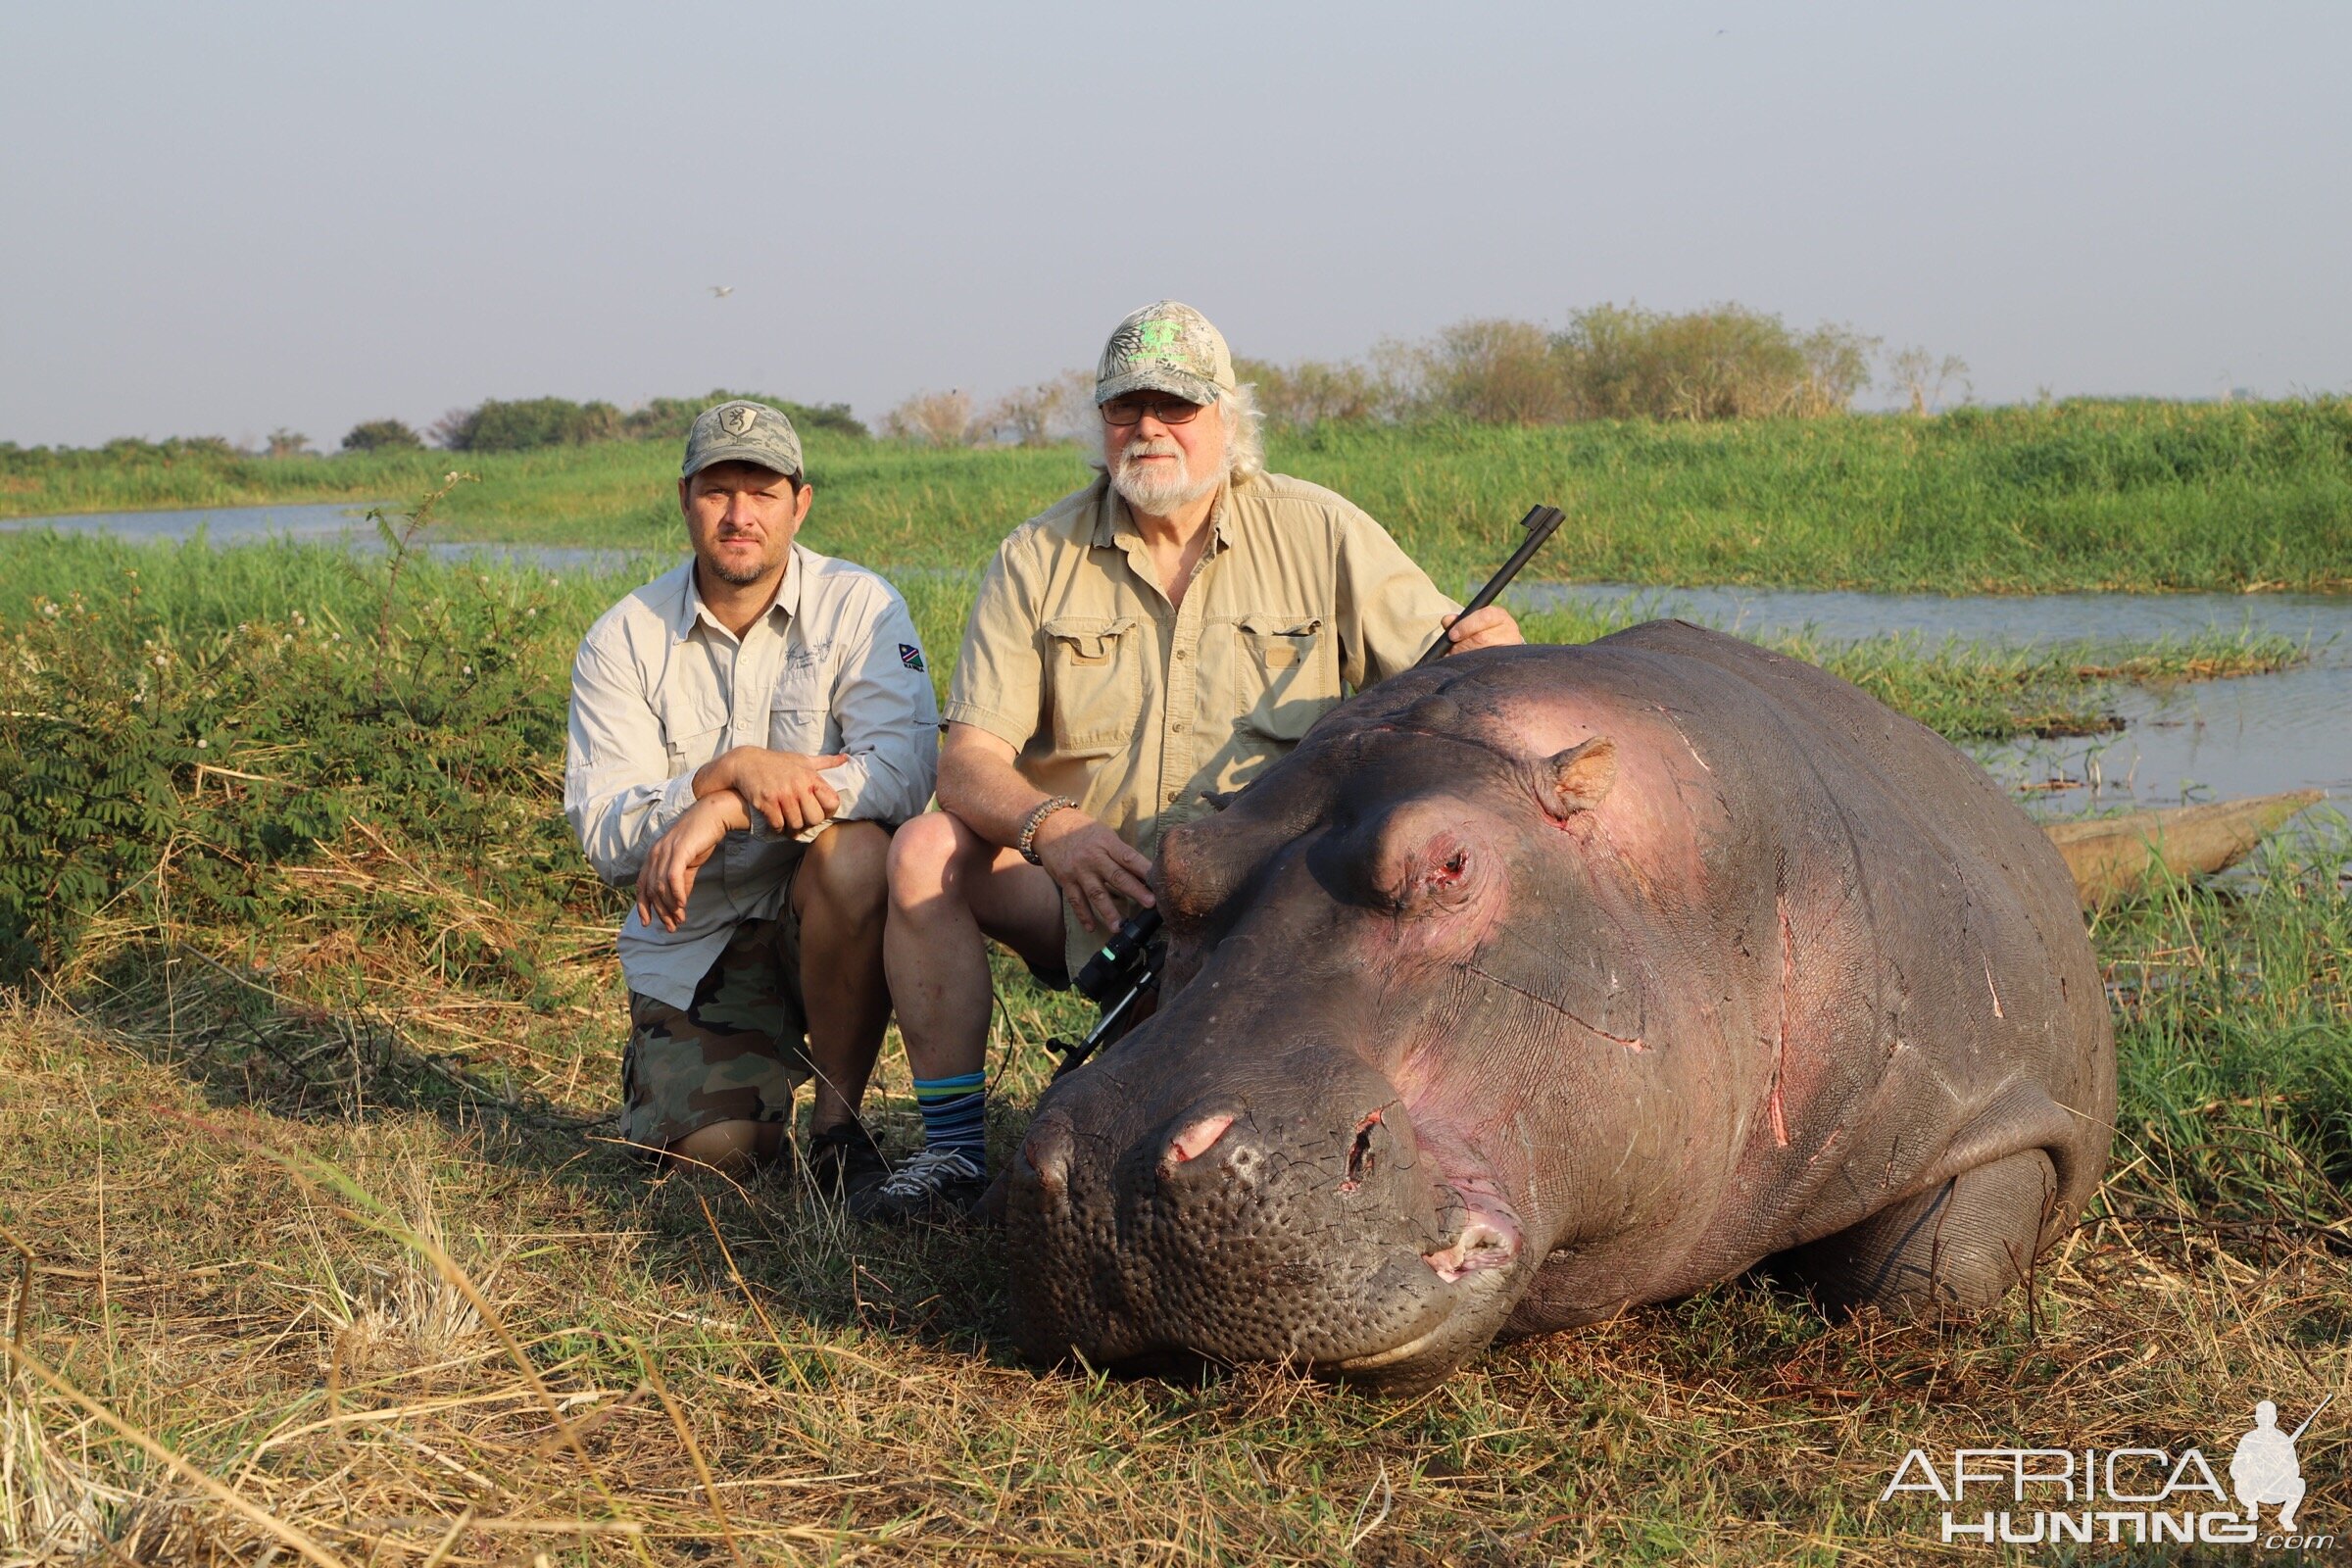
left=2232, top=1396, right=2327, bottom=1534
left=1880, top=1395, right=2333, bottom=1549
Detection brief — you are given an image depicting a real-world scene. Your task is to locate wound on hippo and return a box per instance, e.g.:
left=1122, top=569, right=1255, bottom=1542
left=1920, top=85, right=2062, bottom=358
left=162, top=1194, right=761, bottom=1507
left=1343, top=1110, right=1383, bottom=1192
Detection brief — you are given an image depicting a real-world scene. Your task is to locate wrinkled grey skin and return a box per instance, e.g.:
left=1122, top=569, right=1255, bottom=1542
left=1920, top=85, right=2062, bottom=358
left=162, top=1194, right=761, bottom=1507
left=1005, top=621, right=2116, bottom=1393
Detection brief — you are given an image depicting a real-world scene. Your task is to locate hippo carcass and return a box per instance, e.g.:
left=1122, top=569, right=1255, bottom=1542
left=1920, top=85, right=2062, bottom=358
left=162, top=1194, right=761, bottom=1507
left=1006, top=619, right=2115, bottom=1391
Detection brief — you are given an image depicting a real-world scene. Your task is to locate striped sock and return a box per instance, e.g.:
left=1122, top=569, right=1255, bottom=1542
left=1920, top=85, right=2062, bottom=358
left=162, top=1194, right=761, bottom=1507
left=910, top=1072, right=987, bottom=1167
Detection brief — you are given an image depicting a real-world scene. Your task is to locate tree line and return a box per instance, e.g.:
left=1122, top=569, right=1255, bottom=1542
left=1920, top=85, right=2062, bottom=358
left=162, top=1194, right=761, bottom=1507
left=881, top=302, right=1973, bottom=447
left=6, top=303, right=1970, bottom=461
left=343, top=391, right=868, bottom=455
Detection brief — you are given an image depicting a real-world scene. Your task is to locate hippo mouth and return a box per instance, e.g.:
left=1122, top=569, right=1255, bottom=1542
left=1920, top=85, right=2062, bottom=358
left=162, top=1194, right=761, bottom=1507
left=1320, top=1158, right=1528, bottom=1377
left=1422, top=1177, right=1526, bottom=1282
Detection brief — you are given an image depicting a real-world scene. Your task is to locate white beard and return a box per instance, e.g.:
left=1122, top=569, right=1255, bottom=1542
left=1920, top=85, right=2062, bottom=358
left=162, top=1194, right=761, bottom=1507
left=1110, top=437, right=1221, bottom=514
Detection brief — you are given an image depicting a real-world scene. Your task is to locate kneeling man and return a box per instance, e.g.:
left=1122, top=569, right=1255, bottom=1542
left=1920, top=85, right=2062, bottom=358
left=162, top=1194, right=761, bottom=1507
left=878, top=302, right=1519, bottom=1220
left=566, top=401, right=939, bottom=1197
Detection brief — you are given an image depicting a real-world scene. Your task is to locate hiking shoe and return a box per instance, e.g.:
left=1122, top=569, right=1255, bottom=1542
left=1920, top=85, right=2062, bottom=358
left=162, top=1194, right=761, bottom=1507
left=803, top=1119, right=888, bottom=1208
left=855, top=1147, right=987, bottom=1224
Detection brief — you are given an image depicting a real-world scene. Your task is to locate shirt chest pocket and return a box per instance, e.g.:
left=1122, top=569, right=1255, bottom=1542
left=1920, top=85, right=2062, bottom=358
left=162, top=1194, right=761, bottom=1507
left=766, top=673, right=838, bottom=755
left=1232, top=612, right=1330, bottom=741
left=656, top=689, right=727, bottom=776
left=1041, top=614, right=1143, bottom=756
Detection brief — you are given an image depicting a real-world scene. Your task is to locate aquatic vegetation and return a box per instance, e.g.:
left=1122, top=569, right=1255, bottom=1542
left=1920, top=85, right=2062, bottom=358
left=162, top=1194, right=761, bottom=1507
left=9, top=395, right=2352, bottom=593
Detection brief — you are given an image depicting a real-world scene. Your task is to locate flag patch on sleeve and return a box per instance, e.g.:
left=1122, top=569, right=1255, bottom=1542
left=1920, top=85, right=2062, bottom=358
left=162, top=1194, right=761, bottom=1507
left=898, top=643, right=926, bottom=671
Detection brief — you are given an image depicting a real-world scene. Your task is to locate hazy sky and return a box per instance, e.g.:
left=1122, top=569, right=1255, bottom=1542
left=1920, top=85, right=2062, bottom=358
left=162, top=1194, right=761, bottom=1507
left=4, top=3, right=2346, bottom=449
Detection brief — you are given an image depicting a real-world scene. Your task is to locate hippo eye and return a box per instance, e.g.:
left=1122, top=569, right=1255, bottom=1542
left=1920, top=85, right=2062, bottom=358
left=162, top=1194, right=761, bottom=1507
left=1431, top=849, right=1468, bottom=886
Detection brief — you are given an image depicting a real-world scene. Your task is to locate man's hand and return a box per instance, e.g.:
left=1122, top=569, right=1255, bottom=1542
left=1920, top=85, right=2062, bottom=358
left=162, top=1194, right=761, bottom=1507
left=636, top=795, right=740, bottom=931
left=698, top=746, right=846, bottom=834
left=1442, top=605, right=1523, bottom=655
left=1031, top=808, right=1155, bottom=933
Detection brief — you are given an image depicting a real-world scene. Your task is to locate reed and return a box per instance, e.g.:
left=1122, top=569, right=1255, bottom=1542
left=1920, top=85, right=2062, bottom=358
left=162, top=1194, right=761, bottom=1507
left=9, top=396, right=2350, bottom=593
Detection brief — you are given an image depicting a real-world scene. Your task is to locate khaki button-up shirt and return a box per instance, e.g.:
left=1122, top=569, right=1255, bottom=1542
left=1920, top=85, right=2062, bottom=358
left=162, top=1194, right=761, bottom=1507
left=566, top=549, right=940, bottom=1010
left=944, top=469, right=1456, bottom=973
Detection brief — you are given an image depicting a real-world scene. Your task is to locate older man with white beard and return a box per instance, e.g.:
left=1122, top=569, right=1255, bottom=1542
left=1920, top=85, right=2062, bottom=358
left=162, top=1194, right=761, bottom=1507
left=867, top=301, right=1519, bottom=1221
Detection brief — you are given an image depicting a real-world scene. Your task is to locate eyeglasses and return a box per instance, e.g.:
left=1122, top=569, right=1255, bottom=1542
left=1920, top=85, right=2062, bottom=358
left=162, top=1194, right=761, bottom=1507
left=1100, top=396, right=1205, bottom=426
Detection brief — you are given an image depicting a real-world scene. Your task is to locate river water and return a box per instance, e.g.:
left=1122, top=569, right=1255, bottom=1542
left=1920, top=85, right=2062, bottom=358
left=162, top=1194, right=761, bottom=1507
left=1517, top=583, right=2351, bottom=816
left=0, top=502, right=656, bottom=575
left=6, top=505, right=2344, bottom=818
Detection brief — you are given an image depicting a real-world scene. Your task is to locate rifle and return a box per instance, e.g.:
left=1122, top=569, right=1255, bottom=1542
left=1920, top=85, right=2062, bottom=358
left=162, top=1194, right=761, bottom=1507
left=1413, top=504, right=1566, bottom=667
left=1045, top=501, right=1565, bottom=1080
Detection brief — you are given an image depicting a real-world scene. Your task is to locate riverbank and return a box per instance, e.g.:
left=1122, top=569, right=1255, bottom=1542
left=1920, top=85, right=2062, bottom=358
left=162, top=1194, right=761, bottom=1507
left=8, top=396, right=2351, bottom=592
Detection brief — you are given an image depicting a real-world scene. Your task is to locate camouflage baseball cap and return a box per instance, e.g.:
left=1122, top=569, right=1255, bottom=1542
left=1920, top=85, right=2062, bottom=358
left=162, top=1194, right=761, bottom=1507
left=1094, top=301, right=1236, bottom=408
left=681, top=400, right=804, bottom=481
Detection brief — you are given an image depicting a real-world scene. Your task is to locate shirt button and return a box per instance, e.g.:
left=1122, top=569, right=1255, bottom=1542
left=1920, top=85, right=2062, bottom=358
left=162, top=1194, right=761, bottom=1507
left=1172, top=721, right=1188, bottom=733
left=1174, top=648, right=1191, bottom=662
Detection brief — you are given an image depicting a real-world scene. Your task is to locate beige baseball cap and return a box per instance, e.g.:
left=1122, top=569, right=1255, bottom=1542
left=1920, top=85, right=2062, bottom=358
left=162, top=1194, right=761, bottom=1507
left=1094, top=301, right=1236, bottom=408
left=681, top=400, right=805, bottom=481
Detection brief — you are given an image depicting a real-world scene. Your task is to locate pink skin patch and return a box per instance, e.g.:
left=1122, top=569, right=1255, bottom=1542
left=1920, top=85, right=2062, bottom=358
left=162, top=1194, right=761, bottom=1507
left=1388, top=1050, right=1530, bottom=1285
left=1424, top=1201, right=1523, bottom=1282
left=1165, top=1113, right=1235, bottom=1166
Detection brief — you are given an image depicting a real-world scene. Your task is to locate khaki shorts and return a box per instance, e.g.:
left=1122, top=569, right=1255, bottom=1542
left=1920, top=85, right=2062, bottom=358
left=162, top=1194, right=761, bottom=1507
left=619, top=893, right=808, bottom=1154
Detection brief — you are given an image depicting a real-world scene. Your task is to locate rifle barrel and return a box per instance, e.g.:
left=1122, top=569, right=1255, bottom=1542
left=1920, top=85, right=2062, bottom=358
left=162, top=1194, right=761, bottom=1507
left=1414, top=504, right=1566, bottom=668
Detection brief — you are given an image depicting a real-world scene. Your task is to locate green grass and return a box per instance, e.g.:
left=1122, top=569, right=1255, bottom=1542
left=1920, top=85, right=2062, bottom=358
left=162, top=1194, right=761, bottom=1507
left=10, top=396, right=2352, bottom=592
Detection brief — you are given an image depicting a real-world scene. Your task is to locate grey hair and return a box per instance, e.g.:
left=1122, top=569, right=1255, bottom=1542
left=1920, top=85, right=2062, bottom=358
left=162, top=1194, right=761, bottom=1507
left=1087, top=382, right=1267, bottom=482
left=1221, top=382, right=1266, bottom=480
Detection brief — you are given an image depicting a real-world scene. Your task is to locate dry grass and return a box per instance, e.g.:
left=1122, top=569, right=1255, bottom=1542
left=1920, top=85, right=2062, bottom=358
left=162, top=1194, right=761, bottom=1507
left=0, top=883, right=2343, bottom=1564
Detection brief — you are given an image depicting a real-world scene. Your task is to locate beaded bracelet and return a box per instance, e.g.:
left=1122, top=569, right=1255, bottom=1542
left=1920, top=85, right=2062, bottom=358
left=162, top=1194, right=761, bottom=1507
left=1018, top=796, right=1079, bottom=865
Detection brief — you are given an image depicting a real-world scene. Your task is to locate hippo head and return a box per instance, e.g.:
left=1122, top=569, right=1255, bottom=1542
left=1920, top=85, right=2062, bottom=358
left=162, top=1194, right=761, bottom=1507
left=1006, top=665, right=1638, bottom=1392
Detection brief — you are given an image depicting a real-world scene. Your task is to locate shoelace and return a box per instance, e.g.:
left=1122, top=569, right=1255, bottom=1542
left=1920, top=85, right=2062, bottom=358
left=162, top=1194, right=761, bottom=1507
left=877, top=1147, right=982, bottom=1200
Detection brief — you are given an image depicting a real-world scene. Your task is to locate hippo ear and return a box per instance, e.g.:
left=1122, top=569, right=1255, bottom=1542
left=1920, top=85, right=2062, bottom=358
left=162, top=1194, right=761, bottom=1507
left=1544, top=736, right=1618, bottom=817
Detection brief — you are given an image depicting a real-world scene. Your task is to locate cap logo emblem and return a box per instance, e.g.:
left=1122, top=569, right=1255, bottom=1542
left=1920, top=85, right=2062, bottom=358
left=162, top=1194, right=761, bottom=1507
left=1138, top=318, right=1182, bottom=358
left=719, top=406, right=759, bottom=436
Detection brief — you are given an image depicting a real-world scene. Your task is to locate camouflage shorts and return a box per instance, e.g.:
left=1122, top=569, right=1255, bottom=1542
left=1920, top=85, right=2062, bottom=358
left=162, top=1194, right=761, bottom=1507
left=619, top=902, right=808, bottom=1155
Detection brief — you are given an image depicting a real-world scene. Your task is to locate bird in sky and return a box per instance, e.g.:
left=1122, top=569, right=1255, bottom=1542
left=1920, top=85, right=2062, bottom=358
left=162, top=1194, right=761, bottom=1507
left=710, top=285, right=735, bottom=299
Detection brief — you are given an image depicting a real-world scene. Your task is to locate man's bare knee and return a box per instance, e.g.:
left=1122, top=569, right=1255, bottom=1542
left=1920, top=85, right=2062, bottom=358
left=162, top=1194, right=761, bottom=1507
left=668, top=1119, right=774, bottom=1175
left=805, top=820, right=889, bottom=920
left=888, top=810, right=985, bottom=912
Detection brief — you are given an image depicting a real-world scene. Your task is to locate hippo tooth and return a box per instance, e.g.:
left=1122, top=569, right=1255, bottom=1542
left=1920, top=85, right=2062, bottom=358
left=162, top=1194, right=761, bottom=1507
left=1423, top=1219, right=1520, bottom=1283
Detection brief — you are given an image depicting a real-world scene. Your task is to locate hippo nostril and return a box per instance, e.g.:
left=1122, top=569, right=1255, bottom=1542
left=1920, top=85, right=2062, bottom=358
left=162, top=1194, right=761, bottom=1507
left=1021, top=1117, right=1073, bottom=1193
left=1341, top=1110, right=1383, bottom=1192
left=1165, top=1112, right=1235, bottom=1165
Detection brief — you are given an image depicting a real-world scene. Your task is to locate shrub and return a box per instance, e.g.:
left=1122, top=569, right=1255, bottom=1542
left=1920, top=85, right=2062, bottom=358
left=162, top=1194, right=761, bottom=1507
left=437, top=397, right=624, bottom=453
left=1410, top=318, right=1579, bottom=424
left=0, top=557, right=584, bottom=987
left=1235, top=356, right=1401, bottom=429
left=432, top=392, right=866, bottom=452
left=976, top=372, right=1093, bottom=447
left=621, top=391, right=870, bottom=444
left=341, top=417, right=424, bottom=453
left=883, top=390, right=976, bottom=447
left=1236, top=303, right=1890, bottom=427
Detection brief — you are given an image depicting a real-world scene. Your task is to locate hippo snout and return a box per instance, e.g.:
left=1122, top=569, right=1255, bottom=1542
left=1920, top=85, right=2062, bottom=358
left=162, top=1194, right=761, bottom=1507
left=1006, top=1062, right=1519, bottom=1384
